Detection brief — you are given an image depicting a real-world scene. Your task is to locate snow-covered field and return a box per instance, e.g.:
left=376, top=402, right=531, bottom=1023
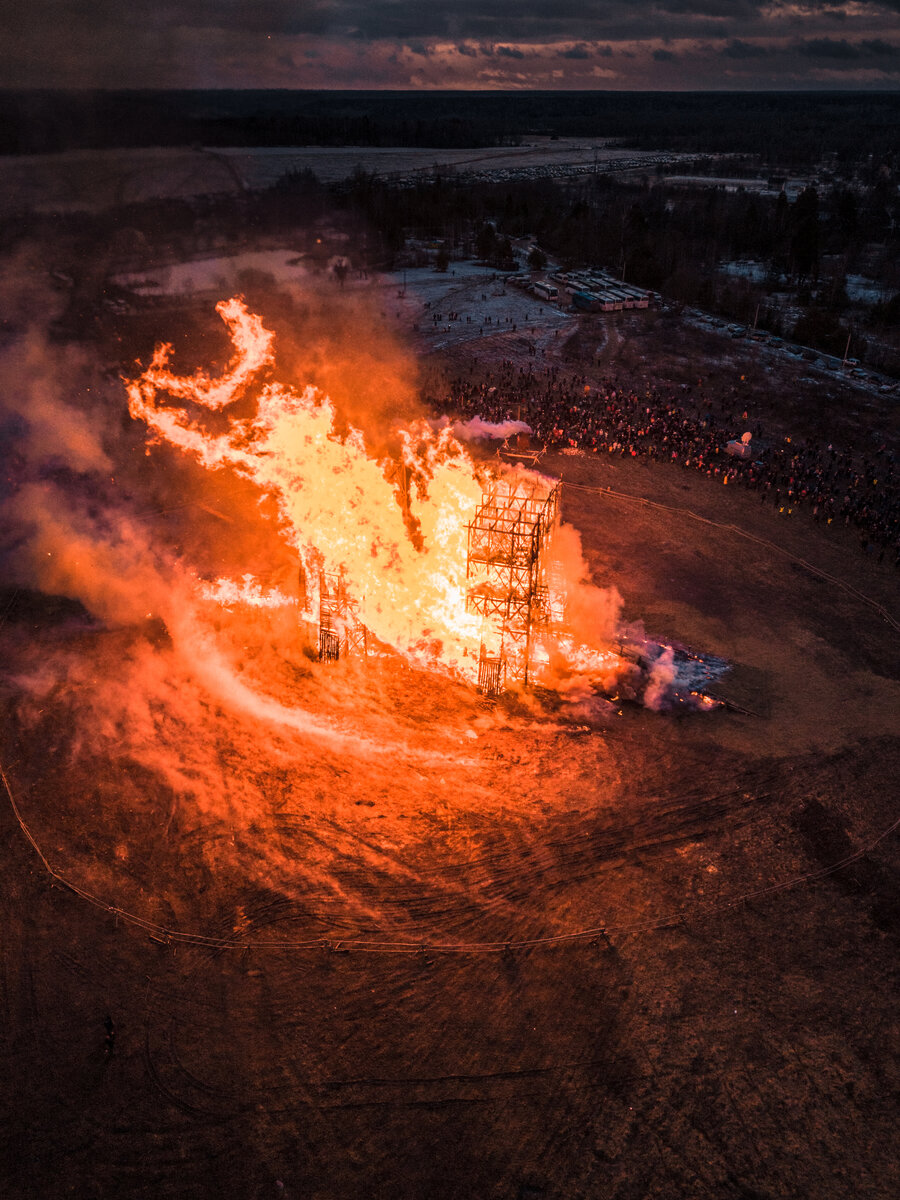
left=114, top=249, right=312, bottom=297
left=719, top=259, right=892, bottom=304
left=0, top=139, right=691, bottom=217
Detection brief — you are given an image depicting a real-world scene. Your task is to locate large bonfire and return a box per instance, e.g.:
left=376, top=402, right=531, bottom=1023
left=124, top=298, right=677, bottom=702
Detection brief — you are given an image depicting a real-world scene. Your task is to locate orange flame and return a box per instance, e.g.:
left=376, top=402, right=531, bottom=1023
left=127, top=298, right=497, bottom=677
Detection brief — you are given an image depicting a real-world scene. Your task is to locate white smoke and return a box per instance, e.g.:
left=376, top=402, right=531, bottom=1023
left=643, top=644, right=678, bottom=712
left=449, top=416, right=531, bottom=441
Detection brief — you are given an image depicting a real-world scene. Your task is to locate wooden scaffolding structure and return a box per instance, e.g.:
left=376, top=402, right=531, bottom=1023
left=466, top=477, right=561, bottom=695
left=317, top=570, right=367, bottom=662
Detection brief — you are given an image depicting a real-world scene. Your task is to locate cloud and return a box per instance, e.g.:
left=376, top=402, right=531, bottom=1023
left=796, top=36, right=861, bottom=58
left=860, top=37, right=900, bottom=55
left=722, top=37, right=768, bottom=58
left=557, top=41, right=613, bottom=59
left=794, top=35, right=900, bottom=60
left=3, top=0, right=900, bottom=88
left=655, top=0, right=763, bottom=13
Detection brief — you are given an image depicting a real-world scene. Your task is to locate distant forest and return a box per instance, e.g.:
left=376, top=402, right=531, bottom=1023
left=326, top=168, right=900, bottom=364
left=2, top=89, right=900, bottom=166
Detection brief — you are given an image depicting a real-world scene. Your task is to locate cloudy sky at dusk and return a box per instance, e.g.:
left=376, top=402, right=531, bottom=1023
left=4, top=1, right=900, bottom=89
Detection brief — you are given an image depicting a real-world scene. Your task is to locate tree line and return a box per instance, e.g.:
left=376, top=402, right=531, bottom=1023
left=3, top=89, right=900, bottom=166
left=3, top=146, right=897, bottom=371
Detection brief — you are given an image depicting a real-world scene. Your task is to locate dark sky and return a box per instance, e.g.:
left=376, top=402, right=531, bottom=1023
left=4, top=1, right=900, bottom=89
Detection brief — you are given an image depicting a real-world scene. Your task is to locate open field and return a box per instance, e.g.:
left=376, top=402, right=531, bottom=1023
left=0, top=139, right=689, bottom=217
left=2, top=432, right=898, bottom=1198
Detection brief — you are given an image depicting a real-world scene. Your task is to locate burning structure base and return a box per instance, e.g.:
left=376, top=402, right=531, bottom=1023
left=317, top=570, right=367, bottom=662
left=306, top=474, right=563, bottom=694
left=303, top=472, right=724, bottom=712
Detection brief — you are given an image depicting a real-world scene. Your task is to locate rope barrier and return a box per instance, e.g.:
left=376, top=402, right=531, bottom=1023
left=3, top=754, right=897, bottom=957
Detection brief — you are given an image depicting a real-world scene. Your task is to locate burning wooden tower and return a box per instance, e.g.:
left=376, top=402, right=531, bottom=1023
left=466, top=477, right=561, bottom=695
left=304, top=567, right=367, bottom=663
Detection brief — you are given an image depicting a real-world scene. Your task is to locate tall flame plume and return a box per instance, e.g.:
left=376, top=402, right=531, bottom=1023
left=126, top=298, right=519, bottom=678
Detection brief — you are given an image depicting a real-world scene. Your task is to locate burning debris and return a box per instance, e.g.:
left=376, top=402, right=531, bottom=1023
left=126, top=298, right=723, bottom=712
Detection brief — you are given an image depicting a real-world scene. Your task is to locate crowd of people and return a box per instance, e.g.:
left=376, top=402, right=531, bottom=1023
left=425, top=360, right=900, bottom=567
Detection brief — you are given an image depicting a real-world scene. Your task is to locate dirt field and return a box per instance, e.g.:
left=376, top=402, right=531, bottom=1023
left=2, top=418, right=898, bottom=1200
left=1, top=255, right=899, bottom=1198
